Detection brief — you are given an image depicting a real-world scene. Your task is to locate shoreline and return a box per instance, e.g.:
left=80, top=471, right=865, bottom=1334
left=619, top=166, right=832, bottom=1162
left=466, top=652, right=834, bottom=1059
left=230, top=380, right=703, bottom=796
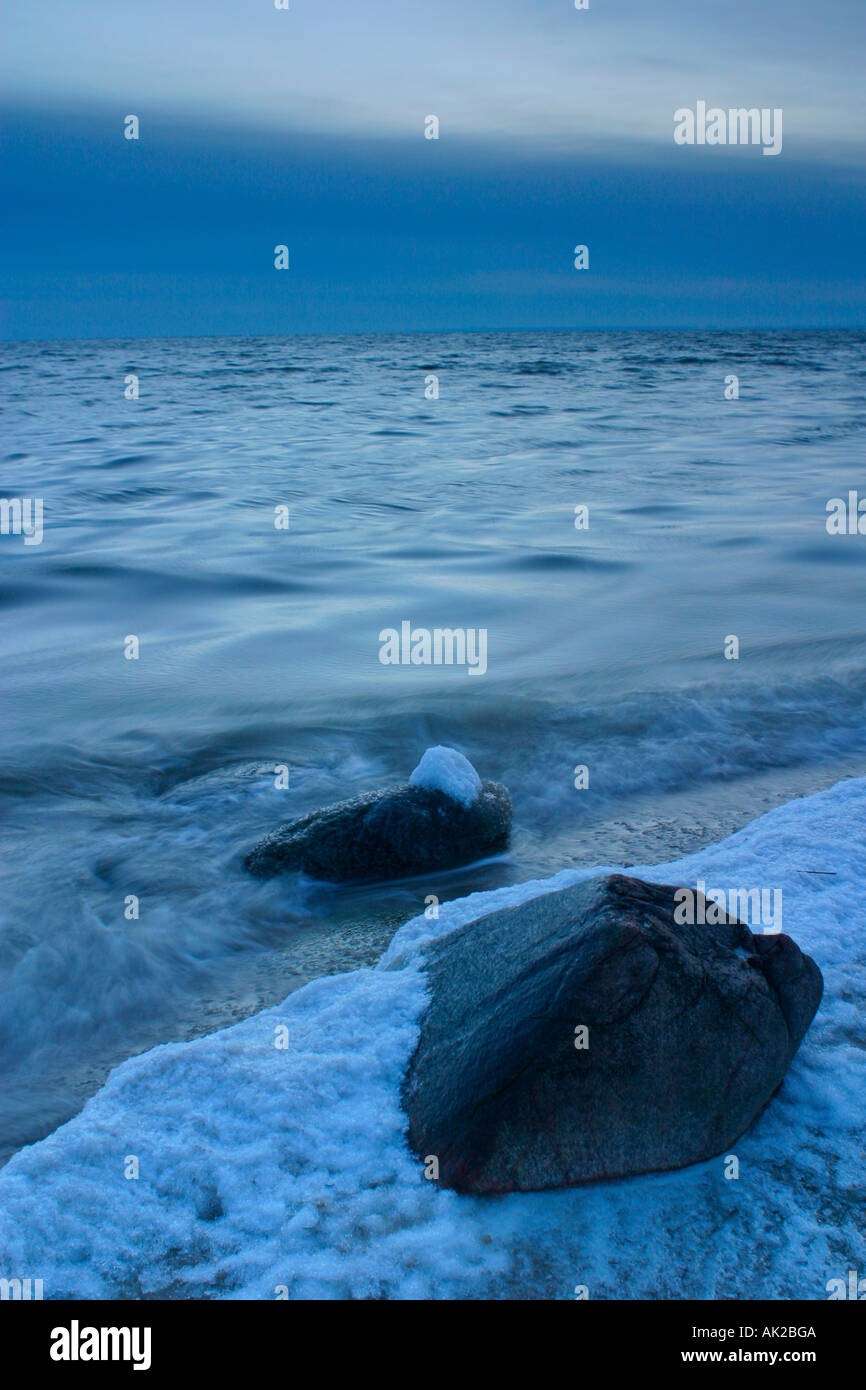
left=2, top=752, right=864, bottom=1169
left=0, top=771, right=863, bottom=1299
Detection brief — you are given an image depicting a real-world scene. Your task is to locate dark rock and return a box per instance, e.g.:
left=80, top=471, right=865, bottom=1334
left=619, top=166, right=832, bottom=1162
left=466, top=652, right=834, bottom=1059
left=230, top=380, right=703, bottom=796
left=402, top=873, right=823, bottom=1193
left=245, top=780, right=512, bottom=883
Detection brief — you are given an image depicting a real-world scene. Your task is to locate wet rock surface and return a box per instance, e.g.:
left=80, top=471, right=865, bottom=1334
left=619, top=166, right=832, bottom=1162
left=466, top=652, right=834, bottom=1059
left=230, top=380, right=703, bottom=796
left=245, top=779, right=512, bottom=883
left=402, top=873, right=823, bottom=1192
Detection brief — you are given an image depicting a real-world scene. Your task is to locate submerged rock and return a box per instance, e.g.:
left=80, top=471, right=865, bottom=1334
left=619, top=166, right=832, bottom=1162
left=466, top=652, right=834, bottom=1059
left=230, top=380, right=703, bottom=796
left=245, top=748, right=511, bottom=883
left=402, top=873, right=823, bottom=1193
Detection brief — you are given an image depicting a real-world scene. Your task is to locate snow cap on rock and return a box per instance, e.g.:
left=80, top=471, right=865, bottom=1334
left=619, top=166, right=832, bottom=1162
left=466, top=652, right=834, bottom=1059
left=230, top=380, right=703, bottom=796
left=408, top=746, right=482, bottom=808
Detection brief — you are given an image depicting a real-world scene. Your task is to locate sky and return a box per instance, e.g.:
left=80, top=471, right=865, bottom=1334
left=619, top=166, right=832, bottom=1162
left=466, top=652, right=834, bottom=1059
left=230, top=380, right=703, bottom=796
left=2, top=0, right=865, bottom=337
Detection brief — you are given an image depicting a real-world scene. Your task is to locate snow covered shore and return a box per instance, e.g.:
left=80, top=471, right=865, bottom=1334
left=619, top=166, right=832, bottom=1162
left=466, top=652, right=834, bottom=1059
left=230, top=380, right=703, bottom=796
left=0, top=776, right=863, bottom=1300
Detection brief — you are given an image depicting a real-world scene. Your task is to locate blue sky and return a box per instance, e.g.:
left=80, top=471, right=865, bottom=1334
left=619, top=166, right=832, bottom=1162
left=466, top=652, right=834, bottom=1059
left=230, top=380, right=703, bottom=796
left=2, top=0, right=864, bottom=336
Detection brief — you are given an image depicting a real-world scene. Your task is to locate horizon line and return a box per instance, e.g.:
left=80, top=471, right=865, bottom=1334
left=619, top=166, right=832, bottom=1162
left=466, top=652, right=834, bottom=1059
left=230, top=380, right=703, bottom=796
left=3, top=325, right=865, bottom=346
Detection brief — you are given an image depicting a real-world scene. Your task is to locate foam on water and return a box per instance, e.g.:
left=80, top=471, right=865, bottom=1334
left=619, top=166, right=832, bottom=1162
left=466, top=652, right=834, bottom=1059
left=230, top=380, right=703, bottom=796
left=3, top=332, right=866, bottom=1159
left=3, top=331, right=866, bottom=1274
left=0, top=776, right=863, bottom=1300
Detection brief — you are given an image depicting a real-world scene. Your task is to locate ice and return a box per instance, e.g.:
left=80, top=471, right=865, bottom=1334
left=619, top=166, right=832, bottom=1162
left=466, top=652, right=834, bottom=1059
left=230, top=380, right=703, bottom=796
left=407, top=745, right=482, bottom=808
left=0, top=775, right=864, bottom=1300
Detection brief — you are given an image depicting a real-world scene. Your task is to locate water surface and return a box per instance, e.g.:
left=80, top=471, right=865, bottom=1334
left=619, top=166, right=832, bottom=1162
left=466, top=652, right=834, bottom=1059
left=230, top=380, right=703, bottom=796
left=2, top=329, right=865, bottom=1160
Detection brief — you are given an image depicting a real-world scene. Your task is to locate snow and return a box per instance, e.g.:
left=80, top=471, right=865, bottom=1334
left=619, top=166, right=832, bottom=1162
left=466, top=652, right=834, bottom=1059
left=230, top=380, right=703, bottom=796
left=0, top=775, right=864, bottom=1300
left=408, top=745, right=482, bottom=808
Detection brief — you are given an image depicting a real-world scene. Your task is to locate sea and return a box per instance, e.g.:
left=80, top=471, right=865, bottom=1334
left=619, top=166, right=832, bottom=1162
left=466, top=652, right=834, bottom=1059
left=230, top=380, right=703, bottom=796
left=2, top=328, right=865, bottom=1168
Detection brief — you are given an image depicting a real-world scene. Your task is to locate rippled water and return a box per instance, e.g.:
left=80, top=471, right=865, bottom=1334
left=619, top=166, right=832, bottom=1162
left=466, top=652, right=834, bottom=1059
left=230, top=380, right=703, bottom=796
left=2, top=329, right=865, bottom=1160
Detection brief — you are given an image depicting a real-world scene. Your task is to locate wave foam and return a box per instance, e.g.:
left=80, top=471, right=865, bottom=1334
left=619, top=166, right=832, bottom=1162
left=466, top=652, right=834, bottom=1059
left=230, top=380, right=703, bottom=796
left=1, top=776, right=864, bottom=1300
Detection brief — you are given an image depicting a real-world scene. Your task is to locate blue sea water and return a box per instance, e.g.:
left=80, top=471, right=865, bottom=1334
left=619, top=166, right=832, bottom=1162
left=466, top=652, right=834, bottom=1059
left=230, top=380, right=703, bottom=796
left=1, top=329, right=865, bottom=1162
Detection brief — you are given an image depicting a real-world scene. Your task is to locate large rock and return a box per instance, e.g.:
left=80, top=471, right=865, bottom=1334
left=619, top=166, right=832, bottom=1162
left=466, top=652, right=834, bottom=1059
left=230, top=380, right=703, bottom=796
left=245, top=779, right=512, bottom=883
left=402, top=873, right=823, bottom=1193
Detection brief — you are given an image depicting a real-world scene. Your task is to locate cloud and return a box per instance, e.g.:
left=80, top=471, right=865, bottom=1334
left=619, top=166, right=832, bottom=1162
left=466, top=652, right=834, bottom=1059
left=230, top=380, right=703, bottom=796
left=2, top=104, right=864, bottom=336
left=4, top=0, right=864, bottom=148
left=3, top=2, right=864, bottom=334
